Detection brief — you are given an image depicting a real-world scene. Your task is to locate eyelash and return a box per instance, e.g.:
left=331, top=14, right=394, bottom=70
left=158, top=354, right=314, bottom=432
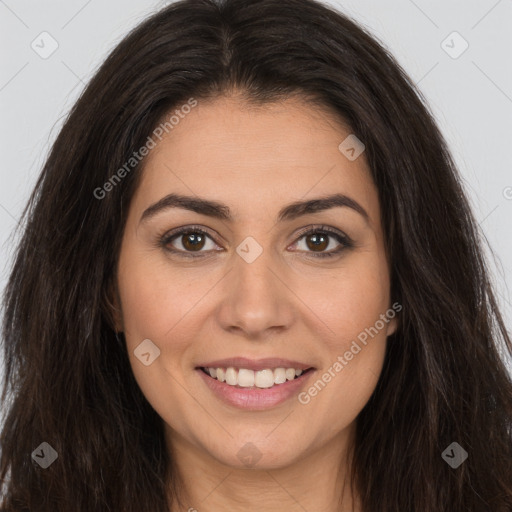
left=158, top=224, right=354, bottom=259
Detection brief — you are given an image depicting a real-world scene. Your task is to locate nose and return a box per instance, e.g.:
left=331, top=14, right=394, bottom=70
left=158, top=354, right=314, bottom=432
left=215, top=242, right=296, bottom=340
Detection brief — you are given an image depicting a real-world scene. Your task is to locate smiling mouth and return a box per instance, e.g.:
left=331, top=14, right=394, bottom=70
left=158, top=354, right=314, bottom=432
left=198, top=366, right=315, bottom=389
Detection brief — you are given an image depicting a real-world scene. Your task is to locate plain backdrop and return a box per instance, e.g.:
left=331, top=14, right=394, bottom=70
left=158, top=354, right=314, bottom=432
left=1, top=0, right=511, bottom=383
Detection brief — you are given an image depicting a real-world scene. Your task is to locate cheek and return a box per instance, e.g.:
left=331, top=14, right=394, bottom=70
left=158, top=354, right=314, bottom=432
left=117, top=249, right=203, bottom=343
left=295, top=254, right=391, bottom=426
left=309, top=254, right=391, bottom=345
left=116, top=256, right=205, bottom=431
left=116, top=251, right=219, bottom=396
left=119, top=273, right=173, bottom=344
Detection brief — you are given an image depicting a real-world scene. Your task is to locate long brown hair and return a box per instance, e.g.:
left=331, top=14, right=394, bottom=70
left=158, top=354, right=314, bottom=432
left=1, top=0, right=511, bottom=510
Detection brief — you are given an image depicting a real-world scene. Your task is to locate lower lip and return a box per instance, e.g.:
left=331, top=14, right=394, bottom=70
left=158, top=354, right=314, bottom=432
left=196, top=368, right=315, bottom=410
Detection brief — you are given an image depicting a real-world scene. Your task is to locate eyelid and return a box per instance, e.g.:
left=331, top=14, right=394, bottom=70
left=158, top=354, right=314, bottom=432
left=293, top=224, right=353, bottom=244
left=159, top=223, right=353, bottom=257
left=289, top=224, right=354, bottom=258
left=159, top=225, right=221, bottom=258
left=161, top=224, right=218, bottom=241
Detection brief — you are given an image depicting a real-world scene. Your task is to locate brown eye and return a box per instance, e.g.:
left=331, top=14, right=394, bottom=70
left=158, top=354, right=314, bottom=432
left=304, top=233, right=329, bottom=252
left=161, top=228, right=219, bottom=256
left=292, top=226, right=353, bottom=259
left=180, top=232, right=207, bottom=251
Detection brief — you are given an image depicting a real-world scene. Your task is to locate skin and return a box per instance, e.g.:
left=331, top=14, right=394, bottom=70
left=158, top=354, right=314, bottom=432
left=112, top=94, right=398, bottom=512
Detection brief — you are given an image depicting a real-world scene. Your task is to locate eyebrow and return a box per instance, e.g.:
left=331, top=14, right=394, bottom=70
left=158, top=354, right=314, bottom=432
left=139, top=192, right=369, bottom=225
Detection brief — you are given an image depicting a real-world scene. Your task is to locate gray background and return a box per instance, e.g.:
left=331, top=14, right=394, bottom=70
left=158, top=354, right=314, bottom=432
left=1, top=0, right=511, bottom=380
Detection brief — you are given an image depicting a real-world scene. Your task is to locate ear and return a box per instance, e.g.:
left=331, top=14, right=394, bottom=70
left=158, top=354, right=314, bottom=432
left=103, top=277, right=124, bottom=333
left=385, top=302, right=401, bottom=337
left=386, top=316, right=398, bottom=337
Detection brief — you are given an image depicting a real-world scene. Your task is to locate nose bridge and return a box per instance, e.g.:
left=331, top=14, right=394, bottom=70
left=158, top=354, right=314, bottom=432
left=235, top=235, right=278, bottom=294
left=216, top=234, right=294, bottom=336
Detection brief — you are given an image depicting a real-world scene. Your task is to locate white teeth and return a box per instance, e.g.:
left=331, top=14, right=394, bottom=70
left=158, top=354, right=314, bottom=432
left=254, top=369, right=274, bottom=388
left=238, top=368, right=254, bottom=387
left=285, top=368, right=296, bottom=381
left=273, top=368, right=287, bottom=384
left=204, top=366, right=309, bottom=388
left=225, top=367, right=237, bottom=385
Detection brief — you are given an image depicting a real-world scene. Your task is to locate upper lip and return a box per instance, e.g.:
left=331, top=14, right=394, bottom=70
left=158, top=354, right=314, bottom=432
left=196, top=357, right=315, bottom=372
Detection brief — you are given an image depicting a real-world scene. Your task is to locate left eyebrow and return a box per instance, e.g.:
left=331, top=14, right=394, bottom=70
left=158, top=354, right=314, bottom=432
left=139, top=192, right=370, bottom=225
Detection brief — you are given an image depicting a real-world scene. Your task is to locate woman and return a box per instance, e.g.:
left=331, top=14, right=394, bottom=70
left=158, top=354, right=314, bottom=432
left=1, top=0, right=511, bottom=510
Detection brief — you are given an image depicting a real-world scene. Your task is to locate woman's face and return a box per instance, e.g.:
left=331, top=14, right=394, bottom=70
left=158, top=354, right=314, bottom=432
left=114, top=95, right=397, bottom=470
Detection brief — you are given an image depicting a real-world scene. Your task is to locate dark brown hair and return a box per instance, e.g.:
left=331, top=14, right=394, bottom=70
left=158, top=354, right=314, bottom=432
left=1, top=0, right=511, bottom=510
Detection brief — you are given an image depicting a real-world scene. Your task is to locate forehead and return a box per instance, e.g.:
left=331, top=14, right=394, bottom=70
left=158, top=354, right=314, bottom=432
left=131, top=95, right=379, bottom=227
